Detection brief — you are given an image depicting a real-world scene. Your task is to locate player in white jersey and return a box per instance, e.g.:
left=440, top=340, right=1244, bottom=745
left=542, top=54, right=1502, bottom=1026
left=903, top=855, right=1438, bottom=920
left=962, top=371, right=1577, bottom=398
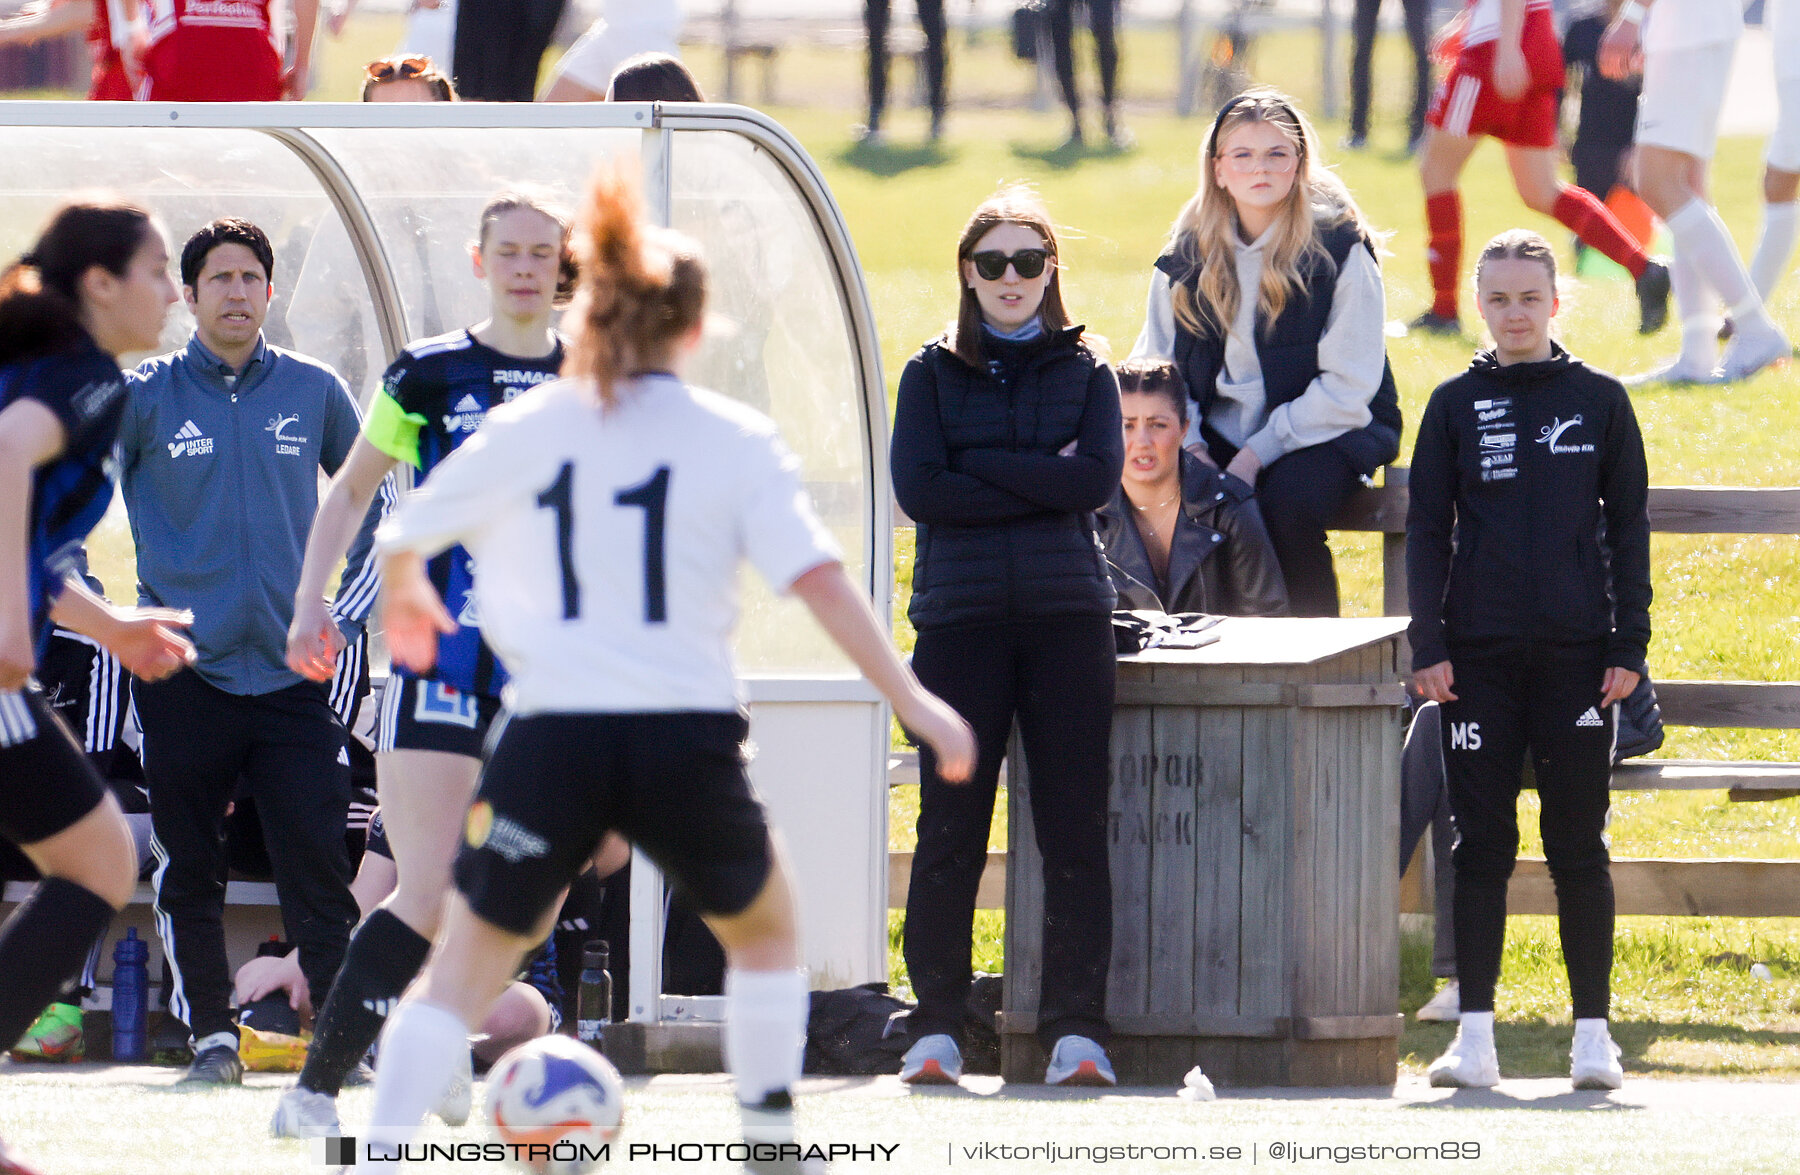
left=1748, top=0, right=1799, bottom=313
left=270, top=193, right=574, bottom=1140
left=344, top=165, right=975, bottom=1175
left=1602, top=0, right=1792, bottom=383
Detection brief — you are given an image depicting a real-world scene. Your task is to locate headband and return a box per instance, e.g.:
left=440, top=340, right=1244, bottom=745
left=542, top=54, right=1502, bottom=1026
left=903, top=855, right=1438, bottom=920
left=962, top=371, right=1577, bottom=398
left=1207, top=92, right=1306, bottom=158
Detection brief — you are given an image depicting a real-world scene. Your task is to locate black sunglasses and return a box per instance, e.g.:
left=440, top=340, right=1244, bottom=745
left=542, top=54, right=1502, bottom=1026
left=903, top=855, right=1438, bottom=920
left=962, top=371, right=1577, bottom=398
left=968, top=248, right=1050, bottom=281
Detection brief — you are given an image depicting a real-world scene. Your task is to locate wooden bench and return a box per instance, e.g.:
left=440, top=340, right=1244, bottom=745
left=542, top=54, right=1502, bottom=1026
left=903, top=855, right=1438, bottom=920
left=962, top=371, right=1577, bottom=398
left=887, top=473, right=1800, bottom=917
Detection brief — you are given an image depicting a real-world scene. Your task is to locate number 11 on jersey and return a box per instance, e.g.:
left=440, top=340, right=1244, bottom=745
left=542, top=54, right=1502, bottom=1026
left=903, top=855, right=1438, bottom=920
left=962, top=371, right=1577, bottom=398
left=533, top=462, right=671, bottom=624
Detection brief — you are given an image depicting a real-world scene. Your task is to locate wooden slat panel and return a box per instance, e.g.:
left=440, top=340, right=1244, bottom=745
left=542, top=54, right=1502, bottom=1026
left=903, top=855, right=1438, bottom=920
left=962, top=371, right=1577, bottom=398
left=1238, top=664, right=1293, bottom=1022
left=1653, top=681, right=1800, bottom=729
left=1004, top=1011, right=1291, bottom=1038
left=1115, top=681, right=1291, bottom=707
left=1146, top=665, right=1200, bottom=1026
left=1507, top=858, right=1800, bottom=917
left=1106, top=703, right=1155, bottom=1022
left=1296, top=682, right=1409, bottom=708
left=1325, top=479, right=1800, bottom=536
left=1294, top=1014, right=1406, bottom=1040
left=1612, top=759, right=1800, bottom=789
left=1192, top=683, right=1244, bottom=1020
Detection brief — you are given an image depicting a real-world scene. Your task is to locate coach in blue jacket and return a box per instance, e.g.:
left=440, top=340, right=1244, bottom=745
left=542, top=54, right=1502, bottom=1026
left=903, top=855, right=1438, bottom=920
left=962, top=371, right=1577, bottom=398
left=117, top=218, right=391, bottom=1085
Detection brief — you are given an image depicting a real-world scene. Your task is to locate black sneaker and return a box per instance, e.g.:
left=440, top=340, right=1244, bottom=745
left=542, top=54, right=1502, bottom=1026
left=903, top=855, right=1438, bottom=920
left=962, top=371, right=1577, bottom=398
left=177, top=1043, right=244, bottom=1085
left=1635, top=258, right=1671, bottom=334
left=1408, top=310, right=1462, bottom=337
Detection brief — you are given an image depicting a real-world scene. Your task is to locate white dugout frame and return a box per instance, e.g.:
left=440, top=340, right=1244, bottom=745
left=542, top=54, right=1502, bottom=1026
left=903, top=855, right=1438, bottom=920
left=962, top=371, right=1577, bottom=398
left=0, top=100, right=896, bottom=1019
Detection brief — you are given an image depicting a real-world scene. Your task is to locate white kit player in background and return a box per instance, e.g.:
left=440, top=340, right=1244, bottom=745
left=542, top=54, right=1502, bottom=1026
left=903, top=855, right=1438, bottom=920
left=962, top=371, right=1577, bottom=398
left=343, top=163, right=974, bottom=1175
left=1601, top=0, right=1793, bottom=384
left=1749, top=0, right=1799, bottom=311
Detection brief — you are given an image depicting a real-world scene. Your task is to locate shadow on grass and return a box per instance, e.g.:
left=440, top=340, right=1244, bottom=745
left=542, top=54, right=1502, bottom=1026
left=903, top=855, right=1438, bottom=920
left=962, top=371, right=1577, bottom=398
left=1400, top=1018, right=1800, bottom=1080
left=836, top=138, right=953, bottom=176
left=1007, top=136, right=1133, bottom=170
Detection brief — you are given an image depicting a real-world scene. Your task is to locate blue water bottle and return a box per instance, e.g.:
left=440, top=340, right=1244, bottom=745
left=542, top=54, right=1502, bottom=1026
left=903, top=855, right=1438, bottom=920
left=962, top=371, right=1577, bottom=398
left=111, top=927, right=149, bottom=1061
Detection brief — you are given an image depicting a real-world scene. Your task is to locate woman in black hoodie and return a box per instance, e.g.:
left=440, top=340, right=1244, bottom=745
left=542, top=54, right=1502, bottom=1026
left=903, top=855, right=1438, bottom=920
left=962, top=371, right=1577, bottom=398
left=890, top=185, right=1123, bottom=1087
left=1406, top=229, right=1650, bottom=1093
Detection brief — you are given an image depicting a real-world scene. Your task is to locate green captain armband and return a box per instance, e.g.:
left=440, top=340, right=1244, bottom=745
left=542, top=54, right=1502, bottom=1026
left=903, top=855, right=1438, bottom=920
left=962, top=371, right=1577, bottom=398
left=364, top=391, right=425, bottom=468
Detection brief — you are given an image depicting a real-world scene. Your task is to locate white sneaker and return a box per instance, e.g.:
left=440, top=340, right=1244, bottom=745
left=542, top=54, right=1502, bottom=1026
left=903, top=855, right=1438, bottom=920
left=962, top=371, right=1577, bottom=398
left=269, top=1085, right=342, bottom=1139
left=434, top=1048, right=473, bottom=1127
left=1416, top=980, right=1461, bottom=1022
left=1716, top=325, right=1793, bottom=383
left=898, top=1033, right=962, bottom=1085
left=1623, top=357, right=1723, bottom=387
left=1426, top=1028, right=1499, bottom=1088
left=1570, top=1023, right=1624, bottom=1090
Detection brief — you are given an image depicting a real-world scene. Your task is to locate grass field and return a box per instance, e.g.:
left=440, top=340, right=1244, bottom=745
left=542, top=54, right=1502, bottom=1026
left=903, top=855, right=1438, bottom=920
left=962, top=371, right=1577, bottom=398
left=3, top=17, right=1797, bottom=1163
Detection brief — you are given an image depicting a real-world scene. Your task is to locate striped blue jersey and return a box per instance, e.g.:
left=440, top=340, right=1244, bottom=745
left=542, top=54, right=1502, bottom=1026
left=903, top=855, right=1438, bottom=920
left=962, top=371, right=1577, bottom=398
left=365, top=329, right=565, bottom=696
left=2, top=339, right=127, bottom=659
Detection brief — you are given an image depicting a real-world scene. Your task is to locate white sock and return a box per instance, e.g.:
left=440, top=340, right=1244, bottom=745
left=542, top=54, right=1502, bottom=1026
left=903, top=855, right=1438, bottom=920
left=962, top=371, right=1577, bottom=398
left=725, top=967, right=808, bottom=1135
left=1669, top=241, right=1718, bottom=371
left=1666, top=199, right=1779, bottom=339
left=361, top=1001, right=469, bottom=1162
left=193, top=1030, right=238, bottom=1053
left=1750, top=200, right=1798, bottom=304
left=1573, top=1017, right=1611, bottom=1041
left=1458, top=1010, right=1495, bottom=1040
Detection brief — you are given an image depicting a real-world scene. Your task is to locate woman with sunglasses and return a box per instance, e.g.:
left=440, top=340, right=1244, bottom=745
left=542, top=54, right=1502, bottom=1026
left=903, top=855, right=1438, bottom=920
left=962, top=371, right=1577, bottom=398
left=269, top=193, right=575, bottom=1140
left=1133, top=89, right=1401, bottom=617
left=361, top=53, right=457, bottom=102
left=890, top=185, right=1123, bottom=1087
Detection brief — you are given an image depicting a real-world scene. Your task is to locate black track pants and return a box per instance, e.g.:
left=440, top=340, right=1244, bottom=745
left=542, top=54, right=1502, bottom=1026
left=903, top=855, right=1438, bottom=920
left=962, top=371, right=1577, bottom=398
left=1438, top=644, right=1616, bottom=1020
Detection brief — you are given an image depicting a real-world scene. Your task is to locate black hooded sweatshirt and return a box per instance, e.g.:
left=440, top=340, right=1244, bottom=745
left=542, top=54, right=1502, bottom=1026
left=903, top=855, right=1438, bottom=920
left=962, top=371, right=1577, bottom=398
left=1405, top=345, right=1650, bottom=672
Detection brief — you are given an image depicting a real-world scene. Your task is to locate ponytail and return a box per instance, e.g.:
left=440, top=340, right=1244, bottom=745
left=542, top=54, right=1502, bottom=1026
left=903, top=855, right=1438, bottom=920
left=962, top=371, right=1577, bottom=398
left=0, top=201, right=153, bottom=368
left=564, top=162, right=707, bottom=410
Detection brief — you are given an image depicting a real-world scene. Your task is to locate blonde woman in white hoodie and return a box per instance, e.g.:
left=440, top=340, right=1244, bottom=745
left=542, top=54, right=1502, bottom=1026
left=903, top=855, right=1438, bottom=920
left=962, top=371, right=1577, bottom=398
left=1132, top=88, right=1401, bottom=617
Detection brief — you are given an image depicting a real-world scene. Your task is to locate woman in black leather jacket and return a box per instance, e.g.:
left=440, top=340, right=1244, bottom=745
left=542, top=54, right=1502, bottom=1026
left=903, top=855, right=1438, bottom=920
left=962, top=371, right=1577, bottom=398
left=1098, top=359, right=1288, bottom=616
left=889, top=185, right=1123, bottom=1088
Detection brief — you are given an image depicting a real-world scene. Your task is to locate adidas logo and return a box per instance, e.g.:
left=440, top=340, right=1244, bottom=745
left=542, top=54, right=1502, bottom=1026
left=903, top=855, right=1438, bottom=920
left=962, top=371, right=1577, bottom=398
left=362, top=997, right=397, bottom=1018
left=443, top=394, right=485, bottom=434
left=166, top=420, right=214, bottom=459
left=1576, top=707, right=1605, bottom=728
left=337, top=746, right=350, bottom=766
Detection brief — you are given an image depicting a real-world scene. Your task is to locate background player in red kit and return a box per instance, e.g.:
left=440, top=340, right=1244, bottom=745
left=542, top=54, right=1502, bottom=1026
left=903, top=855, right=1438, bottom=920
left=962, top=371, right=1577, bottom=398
left=140, top=0, right=320, bottom=101
left=1410, top=0, right=1670, bottom=337
left=0, top=0, right=139, bottom=101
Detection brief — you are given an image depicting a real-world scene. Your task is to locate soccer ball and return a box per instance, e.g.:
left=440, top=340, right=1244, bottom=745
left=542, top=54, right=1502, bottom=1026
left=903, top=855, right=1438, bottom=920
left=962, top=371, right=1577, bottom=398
left=485, top=1035, right=625, bottom=1174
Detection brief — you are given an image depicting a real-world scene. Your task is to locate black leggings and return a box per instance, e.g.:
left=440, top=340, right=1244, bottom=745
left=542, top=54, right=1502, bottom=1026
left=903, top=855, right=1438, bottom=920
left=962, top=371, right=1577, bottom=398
left=1439, top=645, right=1616, bottom=1020
left=864, top=0, right=948, bottom=128
left=1047, top=0, right=1120, bottom=123
left=1251, top=441, right=1366, bottom=618
left=1348, top=0, right=1432, bottom=141
left=904, top=615, right=1114, bottom=1049
left=452, top=0, right=567, bottom=101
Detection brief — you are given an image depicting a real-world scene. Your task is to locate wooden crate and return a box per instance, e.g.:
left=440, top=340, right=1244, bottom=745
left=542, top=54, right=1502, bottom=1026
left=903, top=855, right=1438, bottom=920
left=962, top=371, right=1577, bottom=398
left=1001, top=617, right=1408, bottom=1087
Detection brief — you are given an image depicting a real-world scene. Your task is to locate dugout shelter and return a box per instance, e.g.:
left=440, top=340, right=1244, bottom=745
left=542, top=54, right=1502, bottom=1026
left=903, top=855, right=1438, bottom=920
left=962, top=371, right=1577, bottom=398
left=0, top=101, right=894, bottom=1042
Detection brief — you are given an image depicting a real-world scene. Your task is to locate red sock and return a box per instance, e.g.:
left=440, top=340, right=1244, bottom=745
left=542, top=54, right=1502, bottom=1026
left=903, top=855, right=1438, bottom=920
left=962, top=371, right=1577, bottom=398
left=1552, top=186, right=1649, bottom=278
left=1425, top=190, right=1462, bottom=319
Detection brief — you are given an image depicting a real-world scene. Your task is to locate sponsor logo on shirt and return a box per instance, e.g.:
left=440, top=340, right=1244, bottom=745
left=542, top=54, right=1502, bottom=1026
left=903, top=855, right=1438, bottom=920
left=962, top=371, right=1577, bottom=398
left=1478, top=407, right=1507, bottom=422
left=442, top=393, right=485, bottom=434
left=1479, top=432, right=1515, bottom=451
left=167, top=419, right=214, bottom=458
left=492, top=369, right=558, bottom=402
left=71, top=379, right=123, bottom=423
left=1481, top=467, right=1519, bottom=482
left=1536, top=415, right=1595, bottom=454
left=1481, top=452, right=1513, bottom=467
left=264, top=413, right=307, bottom=456
left=463, top=799, right=549, bottom=863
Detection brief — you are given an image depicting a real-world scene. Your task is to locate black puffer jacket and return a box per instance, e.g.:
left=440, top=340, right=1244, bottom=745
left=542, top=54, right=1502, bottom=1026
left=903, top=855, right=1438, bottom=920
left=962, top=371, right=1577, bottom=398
left=1405, top=345, right=1651, bottom=671
left=1096, top=450, right=1290, bottom=617
left=892, top=326, right=1124, bottom=630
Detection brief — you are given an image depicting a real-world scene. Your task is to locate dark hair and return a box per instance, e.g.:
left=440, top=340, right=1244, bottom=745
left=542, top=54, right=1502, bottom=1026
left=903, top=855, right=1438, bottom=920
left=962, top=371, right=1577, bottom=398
left=1115, top=358, right=1189, bottom=424
left=1474, top=228, right=1558, bottom=289
left=949, top=184, right=1074, bottom=366
left=180, top=218, right=274, bottom=290
left=477, top=192, right=579, bottom=306
left=361, top=54, right=457, bottom=102
left=606, top=52, right=705, bottom=103
left=565, top=162, right=707, bottom=411
left=0, top=200, right=154, bottom=366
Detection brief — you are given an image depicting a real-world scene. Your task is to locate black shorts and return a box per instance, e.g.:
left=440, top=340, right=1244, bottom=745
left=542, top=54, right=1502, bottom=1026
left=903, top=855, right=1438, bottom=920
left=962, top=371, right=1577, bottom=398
left=455, top=711, right=773, bottom=936
left=374, top=673, right=503, bottom=758
left=0, top=688, right=109, bottom=846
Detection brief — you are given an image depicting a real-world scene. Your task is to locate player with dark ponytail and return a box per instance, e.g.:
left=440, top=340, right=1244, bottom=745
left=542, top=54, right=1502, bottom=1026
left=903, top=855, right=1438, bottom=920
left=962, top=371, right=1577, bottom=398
left=0, top=201, right=189, bottom=1175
